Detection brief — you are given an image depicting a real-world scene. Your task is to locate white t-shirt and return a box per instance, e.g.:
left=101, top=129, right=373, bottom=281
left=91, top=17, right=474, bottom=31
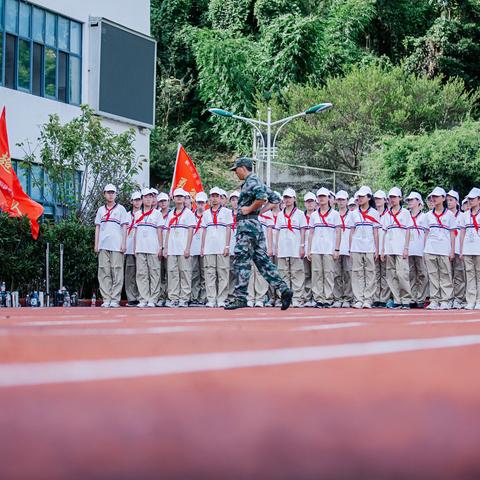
left=190, top=210, right=204, bottom=256
left=424, top=208, right=456, bottom=256
left=95, top=204, right=129, bottom=252
left=229, top=209, right=237, bottom=255
left=348, top=207, right=381, bottom=254
left=202, top=207, right=233, bottom=255
left=259, top=213, right=275, bottom=251
left=166, top=207, right=196, bottom=255
left=451, top=210, right=462, bottom=254
left=459, top=210, right=480, bottom=256
left=382, top=208, right=413, bottom=256
left=134, top=209, right=164, bottom=255
left=272, top=213, right=280, bottom=256
left=408, top=211, right=427, bottom=257
left=309, top=208, right=341, bottom=255
left=126, top=210, right=140, bottom=255
left=338, top=211, right=351, bottom=256
left=276, top=208, right=307, bottom=258
left=160, top=210, right=171, bottom=248
left=377, top=208, right=389, bottom=245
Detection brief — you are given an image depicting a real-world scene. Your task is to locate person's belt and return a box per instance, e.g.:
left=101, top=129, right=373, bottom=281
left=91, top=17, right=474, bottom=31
left=237, top=213, right=259, bottom=221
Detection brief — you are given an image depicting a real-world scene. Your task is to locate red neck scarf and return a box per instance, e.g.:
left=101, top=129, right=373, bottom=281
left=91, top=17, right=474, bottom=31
left=360, top=206, right=379, bottom=224
left=389, top=207, right=402, bottom=228
left=471, top=209, right=480, bottom=233
left=410, top=211, right=422, bottom=236
left=211, top=206, right=221, bottom=225
left=231, top=208, right=237, bottom=231
left=379, top=206, right=388, bottom=217
left=283, top=207, right=297, bottom=232
left=128, top=208, right=149, bottom=235
left=340, top=211, right=348, bottom=231
left=432, top=208, right=447, bottom=226
left=103, top=203, right=117, bottom=221
left=169, top=207, right=185, bottom=227
left=194, top=210, right=203, bottom=234
left=318, top=207, right=331, bottom=225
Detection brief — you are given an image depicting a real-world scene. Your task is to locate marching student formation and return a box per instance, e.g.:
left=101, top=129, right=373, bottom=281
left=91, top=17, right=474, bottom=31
left=94, top=181, right=480, bottom=311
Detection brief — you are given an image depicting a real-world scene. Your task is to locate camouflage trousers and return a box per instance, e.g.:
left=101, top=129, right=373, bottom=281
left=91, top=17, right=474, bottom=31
left=233, top=219, right=288, bottom=300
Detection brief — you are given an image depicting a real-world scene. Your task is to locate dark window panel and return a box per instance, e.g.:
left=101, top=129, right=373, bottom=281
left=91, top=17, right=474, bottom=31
left=32, top=42, right=43, bottom=96
left=58, top=51, right=67, bottom=102
left=5, top=34, right=16, bottom=88
left=18, top=38, right=31, bottom=90
left=44, top=47, right=56, bottom=97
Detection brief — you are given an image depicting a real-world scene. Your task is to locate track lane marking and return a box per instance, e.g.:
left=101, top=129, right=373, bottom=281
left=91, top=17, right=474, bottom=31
left=291, top=322, right=365, bottom=331
left=0, top=326, right=202, bottom=336
left=15, top=320, right=123, bottom=327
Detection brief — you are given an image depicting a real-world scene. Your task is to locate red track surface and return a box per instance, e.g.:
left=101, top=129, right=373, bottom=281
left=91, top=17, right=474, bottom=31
left=1, top=306, right=480, bottom=479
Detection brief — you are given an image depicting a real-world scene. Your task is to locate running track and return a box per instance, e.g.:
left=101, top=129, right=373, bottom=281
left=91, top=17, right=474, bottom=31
left=1, top=307, right=480, bottom=479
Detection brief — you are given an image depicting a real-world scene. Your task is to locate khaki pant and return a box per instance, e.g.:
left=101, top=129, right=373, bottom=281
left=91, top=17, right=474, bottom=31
left=191, top=255, right=206, bottom=303
left=248, top=263, right=269, bottom=303
left=424, top=253, right=453, bottom=304
left=375, top=258, right=391, bottom=303
left=452, top=254, right=466, bottom=302
left=303, top=257, right=312, bottom=303
left=351, top=252, right=376, bottom=304
left=277, top=257, right=304, bottom=303
left=229, top=256, right=235, bottom=296
left=136, top=253, right=161, bottom=304
left=204, top=254, right=230, bottom=305
left=167, top=255, right=192, bottom=303
left=124, top=254, right=139, bottom=302
left=409, top=256, right=428, bottom=304
left=98, top=250, right=124, bottom=303
left=386, top=255, right=411, bottom=305
left=463, top=255, right=480, bottom=305
left=311, top=254, right=335, bottom=304
left=333, top=255, right=353, bottom=303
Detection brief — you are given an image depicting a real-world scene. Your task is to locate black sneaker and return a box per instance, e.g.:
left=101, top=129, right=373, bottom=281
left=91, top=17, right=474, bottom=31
left=127, top=301, right=139, bottom=307
left=280, top=289, right=294, bottom=311
left=315, top=302, right=324, bottom=308
left=224, top=299, right=248, bottom=310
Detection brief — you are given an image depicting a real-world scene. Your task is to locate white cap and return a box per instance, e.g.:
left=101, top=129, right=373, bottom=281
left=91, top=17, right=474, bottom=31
left=462, top=197, right=469, bottom=204
left=348, top=197, right=356, bottom=206
left=388, top=187, right=402, bottom=198
left=141, top=187, right=153, bottom=196
left=185, top=192, right=191, bottom=198
left=406, top=191, right=423, bottom=204
left=316, top=187, right=330, bottom=197
left=150, top=188, right=159, bottom=196
left=195, top=191, right=208, bottom=202
left=103, top=184, right=117, bottom=193
left=357, top=186, right=372, bottom=197
left=173, top=188, right=188, bottom=197
left=335, top=190, right=348, bottom=200
left=209, top=187, right=223, bottom=196
left=429, top=187, right=446, bottom=197
left=219, top=189, right=227, bottom=197
left=329, top=190, right=336, bottom=199
left=446, top=190, right=459, bottom=202
left=373, top=190, right=387, bottom=199
left=130, top=191, right=142, bottom=201
left=282, top=188, right=296, bottom=198
left=354, top=191, right=359, bottom=200
left=304, top=192, right=316, bottom=202
left=157, top=192, right=169, bottom=201
left=467, top=187, right=480, bottom=199
left=229, top=190, right=240, bottom=199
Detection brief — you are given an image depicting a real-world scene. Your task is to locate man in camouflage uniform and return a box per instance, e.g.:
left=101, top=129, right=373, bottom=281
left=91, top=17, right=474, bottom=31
left=225, top=157, right=293, bottom=310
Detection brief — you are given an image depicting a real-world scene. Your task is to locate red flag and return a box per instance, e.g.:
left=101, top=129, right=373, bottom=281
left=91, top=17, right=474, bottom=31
left=170, top=144, right=204, bottom=201
left=0, top=107, right=44, bottom=239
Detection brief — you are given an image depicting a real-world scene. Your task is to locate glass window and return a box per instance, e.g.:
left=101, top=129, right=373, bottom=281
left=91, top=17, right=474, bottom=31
left=5, top=0, right=18, bottom=34
left=70, top=21, right=81, bottom=55
left=32, top=43, right=42, bottom=95
left=19, top=1, right=30, bottom=37
left=0, top=35, right=3, bottom=85
left=44, top=47, right=56, bottom=97
left=30, top=164, right=43, bottom=202
left=45, top=11, right=55, bottom=46
left=69, top=55, right=81, bottom=104
left=57, top=16, right=69, bottom=50
left=32, top=7, right=44, bottom=42
left=18, top=38, right=30, bottom=90
left=16, top=162, right=29, bottom=193
left=58, top=51, right=67, bottom=102
left=5, top=34, right=16, bottom=88
left=0, top=0, right=3, bottom=31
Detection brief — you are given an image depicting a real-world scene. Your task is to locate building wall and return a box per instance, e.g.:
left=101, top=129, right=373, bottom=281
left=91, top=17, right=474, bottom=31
left=1, top=0, right=151, bottom=187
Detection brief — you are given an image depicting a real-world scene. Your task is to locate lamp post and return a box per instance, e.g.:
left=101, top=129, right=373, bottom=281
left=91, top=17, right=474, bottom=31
left=209, top=103, right=332, bottom=187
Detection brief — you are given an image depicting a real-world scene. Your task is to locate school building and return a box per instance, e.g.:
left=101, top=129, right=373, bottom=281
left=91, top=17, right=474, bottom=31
left=0, top=0, right=156, bottom=218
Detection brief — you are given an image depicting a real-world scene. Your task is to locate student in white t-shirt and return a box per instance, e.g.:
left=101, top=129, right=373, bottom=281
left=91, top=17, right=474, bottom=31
left=348, top=186, right=380, bottom=309
left=267, top=197, right=282, bottom=307
left=333, top=190, right=353, bottom=308
left=94, top=184, right=129, bottom=308
left=201, top=187, right=233, bottom=307
left=164, top=188, right=196, bottom=307
left=373, top=190, right=391, bottom=307
left=134, top=188, right=164, bottom=307
left=275, top=188, right=307, bottom=307
left=157, top=192, right=171, bottom=306
left=381, top=187, right=412, bottom=309
left=307, top=187, right=341, bottom=308
left=423, top=187, right=456, bottom=310
left=406, top=191, right=428, bottom=308
left=125, top=191, right=142, bottom=306
left=447, top=190, right=466, bottom=308
left=302, top=192, right=317, bottom=307
left=190, top=191, right=207, bottom=306
left=228, top=191, right=240, bottom=297
left=459, top=187, right=480, bottom=309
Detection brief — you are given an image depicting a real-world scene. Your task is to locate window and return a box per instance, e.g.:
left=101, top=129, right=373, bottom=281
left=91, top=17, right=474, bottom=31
left=1, top=1, right=82, bottom=105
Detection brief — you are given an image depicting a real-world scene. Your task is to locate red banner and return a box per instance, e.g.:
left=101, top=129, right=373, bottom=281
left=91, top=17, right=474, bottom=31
left=170, top=144, right=204, bottom=200
left=0, top=107, right=44, bottom=239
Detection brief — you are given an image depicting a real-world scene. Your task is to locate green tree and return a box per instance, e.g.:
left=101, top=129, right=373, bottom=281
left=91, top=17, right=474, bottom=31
left=208, top=0, right=254, bottom=33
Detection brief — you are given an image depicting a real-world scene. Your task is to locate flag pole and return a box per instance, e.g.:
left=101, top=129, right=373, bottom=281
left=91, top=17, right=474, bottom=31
left=170, top=143, right=181, bottom=198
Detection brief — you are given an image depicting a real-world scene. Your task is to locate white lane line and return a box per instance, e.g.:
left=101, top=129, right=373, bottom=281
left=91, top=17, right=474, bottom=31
left=291, top=322, right=365, bottom=331
left=16, top=319, right=123, bottom=327
left=0, top=326, right=201, bottom=336
left=0, top=335, right=479, bottom=388
left=410, top=319, right=480, bottom=325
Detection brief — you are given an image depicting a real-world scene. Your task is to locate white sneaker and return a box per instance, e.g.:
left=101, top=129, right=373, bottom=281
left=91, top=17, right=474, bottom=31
left=341, top=301, right=351, bottom=308
left=147, top=302, right=156, bottom=308
left=465, top=304, right=475, bottom=310
left=206, top=302, right=216, bottom=308
left=291, top=301, right=302, bottom=308
left=452, top=299, right=463, bottom=309
left=178, top=301, right=188, bottom=307
left=353, top=301, right=363, bottom=309
left=101, top=301, right=110, bottom=308
left=137, top=302, right=148, bottom=308
left=165, top=301, right=177, bottom=308
left=109, top=302, right=120, bottom=308
left=332, top=301, right=342, bottom=308
left=439, top=302, right=450, bottom=310
left=426, top=302, right=439, bottom=310
left=363, top=303, right=372, bottom=309
left=475, top=303, right=480, bottom=310
left=156, top=301, right=165, bottom=307
left=217, top=302, right=226, bottom=308
left=254, top=301, right=264, bottom=308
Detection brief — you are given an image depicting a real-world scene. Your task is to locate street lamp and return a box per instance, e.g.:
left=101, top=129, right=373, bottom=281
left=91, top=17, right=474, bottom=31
left=208, top=103, right=333, bottom=187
